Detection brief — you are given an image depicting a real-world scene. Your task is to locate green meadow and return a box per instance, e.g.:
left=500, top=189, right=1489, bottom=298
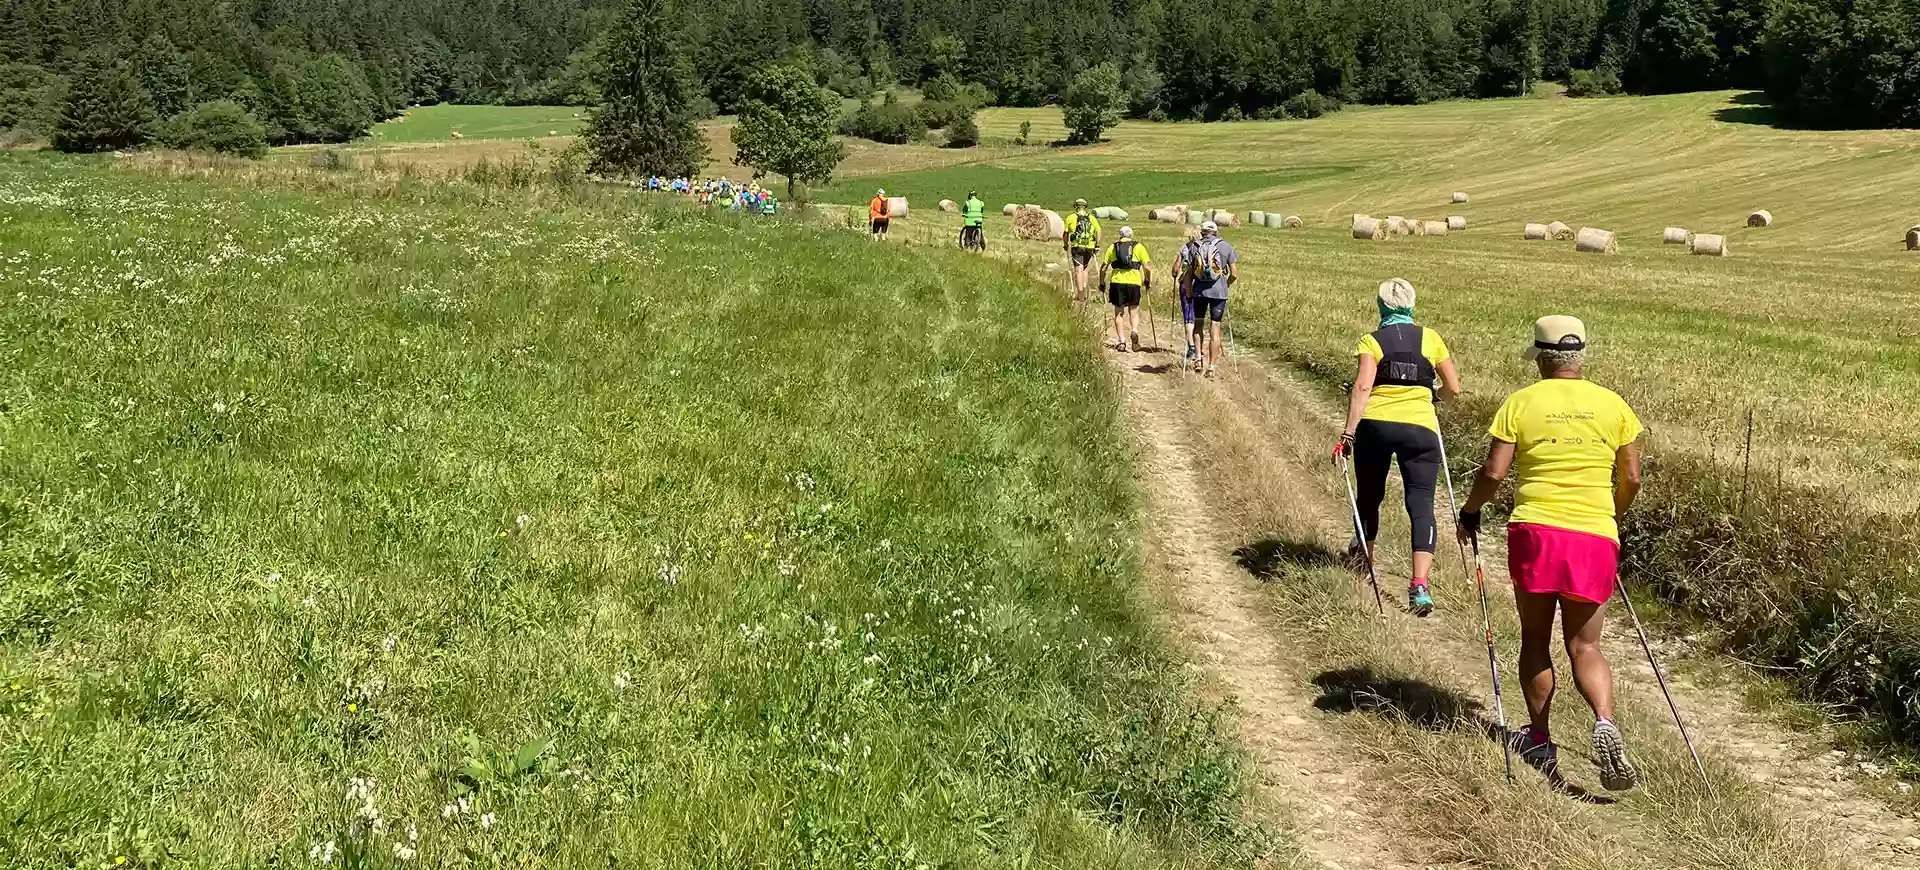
left=0, top=155, right=1266, bottom=868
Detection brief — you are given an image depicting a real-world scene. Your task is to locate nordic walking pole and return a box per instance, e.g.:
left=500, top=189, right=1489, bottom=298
left=1616, top=579, right=1716, bottom=795
left=1338, top=455, right=1387, bottom=615
left=1146, top=283, right=1159, bottom=352
left=1436, top=425, right=1515, bottom=782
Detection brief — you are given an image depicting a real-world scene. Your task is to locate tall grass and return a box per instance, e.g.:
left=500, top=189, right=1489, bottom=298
left=0, top=154, right=1271, bottom=867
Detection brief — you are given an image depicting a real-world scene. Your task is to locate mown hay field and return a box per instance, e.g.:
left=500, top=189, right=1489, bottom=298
left=830, top=90, right=1920, bottom=750
left=0, top=155, right=1269, bottom=867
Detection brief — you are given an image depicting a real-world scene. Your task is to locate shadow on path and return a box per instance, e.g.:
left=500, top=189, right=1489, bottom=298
left=1235, top=535, right=1341, bottom=580
left=1311, top=665, right=1615, bottom=804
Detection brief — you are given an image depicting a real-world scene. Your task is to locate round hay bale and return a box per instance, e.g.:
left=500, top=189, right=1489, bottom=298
left=1663, top=227, right=1691, bottom=245
left=1106, top=207, right=1128, bottom=221
left=1351, top=215, right=1386, bottom=241
left=1003, top=203, right=1019, bottom=216
left=1282, top=214, right=1303, bottom=228
left=1187, top=209, right=1207, bottom=225
left=1093, top=206, right=1114, bottom=220
left=939, top=199, right=958, bottom=213
left=1013, top=207, right=1066, bottom=241
left=1384, top=215, right=1409, bottom=235
left=1907, top=225, right=1920, bottom=251
left=1523, top=223, right=1549, bottom=240
left=1211, top=212, right=1240, bottom=228
left=1422, top=220, right=1448, bottom=236
left=1690, top=233, right=1728, bottom=257
left=450, top=131, right=464, bottom=139
left=1574, top=227, right=1618, bottom=254
left=886, top=197, right=909, bottom=219
left=1747, top=209, right=1773, bottom=228
left=1409, top=219, right=1428, bottom=237
left=1452, top=191, right=1469, bottom=203
left=1545, top=220, right=1574, bottom=241
left=1446, top=215, right=1466, bottom=231
left=1249, top=210, right=1267, bottom=226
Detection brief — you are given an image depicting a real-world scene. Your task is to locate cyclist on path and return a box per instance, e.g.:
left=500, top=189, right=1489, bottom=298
left=961, top=191, right=987, bottom=250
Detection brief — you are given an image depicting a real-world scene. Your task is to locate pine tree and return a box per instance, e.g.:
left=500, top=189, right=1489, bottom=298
left=137, top=34, right=193, bottom=117
left=52, top=51, right=154, bottom=152
left=582, top=0, right=708, bottom=179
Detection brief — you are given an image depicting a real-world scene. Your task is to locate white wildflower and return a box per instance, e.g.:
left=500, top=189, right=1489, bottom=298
left=405, top=822, right=418, bottom=843
left=309, top=840, right=336, bottom=863
left=381, top=635, right=397, bottom=654
left=479, top=812, right=497, bottom=828
left=777, top=559, right=796, bottom=578
left=212, top=401, right=227, bottom=414
left=266, top=572, right=282, bottom=584
left=392, top=843, right=416, bottom=861
left=515, top=513, right=531, bottom=531
left=613, top=671, right=631, bottom=691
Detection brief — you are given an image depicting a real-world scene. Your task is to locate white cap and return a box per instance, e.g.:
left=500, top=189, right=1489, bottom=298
left=1201, top=220, right=1219, bottom=233
left=877, top=188, right=886, bottom=196
left=1119, top=226, right=1133, bottom=238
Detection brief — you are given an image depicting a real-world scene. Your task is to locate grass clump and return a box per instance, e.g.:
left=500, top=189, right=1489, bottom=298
left=0, top=154, right=1269, bottom=868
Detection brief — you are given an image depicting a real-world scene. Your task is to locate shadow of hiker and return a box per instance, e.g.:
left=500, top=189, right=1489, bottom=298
left=1134, top=363, right=1172, bottom=375
left=1310, top=666, right=1615, bottom=804
left=1235, top=535, right=1340, bottom=580
left=1312, top=666, right=1486, bottom=730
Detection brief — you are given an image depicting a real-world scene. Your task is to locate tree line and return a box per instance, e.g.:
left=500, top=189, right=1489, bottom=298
left=1, top=0, right=1911, bottom=155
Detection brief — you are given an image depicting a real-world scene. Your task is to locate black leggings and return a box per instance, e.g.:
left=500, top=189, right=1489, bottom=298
left=1353, top=419, right=1442, bottom=554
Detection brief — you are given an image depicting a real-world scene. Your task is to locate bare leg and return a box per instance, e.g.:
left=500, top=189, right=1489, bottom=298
left=1209, top=320, right=1224, bottom=369
left=1560, top=598, right=1616, bottom=723
left=1110, top=305, right=1125, bottom=346
left=1412, top=551, right=1434, bottom=582
left=1515, top=590, right=1560, bottom=735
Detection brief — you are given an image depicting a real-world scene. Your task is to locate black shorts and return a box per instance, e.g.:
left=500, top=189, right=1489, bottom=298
left=1195, top=297, right=1229, bottom=322
left=1107, top=283, right=1141, bottom=307
left=871, top=218, right=890, bottom=233
left=1070, top=248, right=1097, bottom=267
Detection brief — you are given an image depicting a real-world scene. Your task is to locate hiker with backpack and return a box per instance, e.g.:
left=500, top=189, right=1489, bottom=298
left=1101, top=226, right=1151, bottom=352
left=869, top=189, right=892, bottom=241
left=1330, top=279, right=1462, bottom=617
left=961, top=191, right=987, bottom=251
left=1179, top=221, right=1238, bottom=377
left=1062, top=198, right=1102, bottom=303
left=1456, top=315, right=1645, bottom=791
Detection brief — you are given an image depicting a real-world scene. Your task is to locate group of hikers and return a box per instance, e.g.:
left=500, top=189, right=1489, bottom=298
left=643, top=176, right=780, bottom=216
left=1334, top=287, right=1645, bottom=790
left=952, top=193, right=1649, bottom=790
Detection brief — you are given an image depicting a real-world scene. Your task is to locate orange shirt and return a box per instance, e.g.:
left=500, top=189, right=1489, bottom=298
left=869, top=197, right=888, bottom=220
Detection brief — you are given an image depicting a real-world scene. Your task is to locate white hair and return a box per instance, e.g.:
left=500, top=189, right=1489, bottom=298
left=1537, top=348, right=1585, bottom=370
left=1377, top=278, right=1416, bottom=310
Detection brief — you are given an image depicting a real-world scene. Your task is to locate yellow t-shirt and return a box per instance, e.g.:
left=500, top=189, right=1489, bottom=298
left=1066, top=212, right=1101, bottom=249
left=1355, top=328, right=1450, bottom=433
left=1488, top=378, right=1645, bottom=541
left=1104, top=241, right=1151, bottom=286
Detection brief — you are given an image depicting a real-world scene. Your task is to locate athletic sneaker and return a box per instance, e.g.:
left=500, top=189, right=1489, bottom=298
left=1186, top=345, right=1199, bottom=364
left=1592, top=720, right=1639, bottom=791
left=1205, top=365, right=1217, bottom=377
left=1130, top=332, right=1141, bottom=351
left=1408, top=582, right=1434, bottom=616
left=1509, top=726, right=1559, bottom=777
left=1113, top=339, right=1128, bottom=353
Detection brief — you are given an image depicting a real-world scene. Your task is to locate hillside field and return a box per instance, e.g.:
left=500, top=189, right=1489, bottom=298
left=0, top=155, right=1266, bottom=867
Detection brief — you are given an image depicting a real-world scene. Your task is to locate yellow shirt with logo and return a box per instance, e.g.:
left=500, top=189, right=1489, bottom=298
left=1104, top=241, right=1151, bottom=286
left=1488, top=378, right=1645, bottom=541
left=1066, top=212, right=1102, bottom=250
left=1354, top=329, right=1450, bottom=433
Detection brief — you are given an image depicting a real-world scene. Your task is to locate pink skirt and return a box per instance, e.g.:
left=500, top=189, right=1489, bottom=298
left=1507, top=523, right=1618, bottom=604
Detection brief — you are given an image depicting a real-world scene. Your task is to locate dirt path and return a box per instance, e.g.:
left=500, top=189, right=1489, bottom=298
left=1095, top=316, right=1920, bottom=868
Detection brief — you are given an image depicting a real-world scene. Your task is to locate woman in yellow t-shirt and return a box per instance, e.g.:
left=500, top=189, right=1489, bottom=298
left=1457, top=314, right=1645, bottom=793
left=1331, top=279, right=1461, bottom=616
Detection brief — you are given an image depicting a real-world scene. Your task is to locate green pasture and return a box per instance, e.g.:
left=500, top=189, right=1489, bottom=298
left=0, top=154, right=1267, bottom=868
left=369, top=104, right=584, bottom=143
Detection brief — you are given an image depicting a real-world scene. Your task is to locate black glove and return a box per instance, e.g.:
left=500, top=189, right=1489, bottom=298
left=1457, top=509, right=1482, bottom=537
